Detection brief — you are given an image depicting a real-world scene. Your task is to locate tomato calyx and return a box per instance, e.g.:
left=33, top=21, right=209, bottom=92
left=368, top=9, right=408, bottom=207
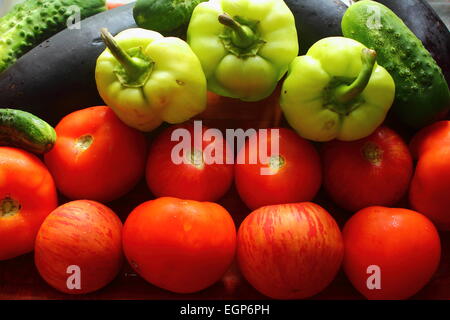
left=0, top=196, right=21, bottom=217
left=268, top=155, right=286, bottom=172
left=75, top=134, right=94, bottom=152
left=187, top=149, right=205, bottom=170
left=362, top=142, right=383, bottom=166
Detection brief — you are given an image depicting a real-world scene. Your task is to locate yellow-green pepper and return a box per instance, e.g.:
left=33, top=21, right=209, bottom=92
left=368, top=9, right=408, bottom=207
left=95, top=28, right=207, bottom=132
left=280, top=37, right=396, bottom=142
left=187, top=0, right=298, bottom=102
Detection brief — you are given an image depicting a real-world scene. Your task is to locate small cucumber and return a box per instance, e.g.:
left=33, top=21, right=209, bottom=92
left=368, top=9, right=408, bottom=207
left=0, top=108, right=56, bottom=154
left=133, top=0, right=206, bottom=34
left=342, top=0, right=450, bottom=128
left=0, top=0, right=107, bottom=73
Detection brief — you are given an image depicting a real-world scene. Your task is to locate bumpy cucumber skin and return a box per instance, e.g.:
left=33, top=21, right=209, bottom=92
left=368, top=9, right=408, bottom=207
left=133, top=0, right=206, bottom=33
left=0, top=109, right=56, bottom=154
left=342, top=0, right=450, bottom=128
left=0, top=0, right=106, bottom=73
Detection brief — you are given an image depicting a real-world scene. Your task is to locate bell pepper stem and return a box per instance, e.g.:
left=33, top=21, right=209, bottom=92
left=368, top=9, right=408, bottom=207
left=100, top=28, right=149, bottom=81
left=334, top=48, right=377, bottom=104
left=218, top=14, right=256, bottom=49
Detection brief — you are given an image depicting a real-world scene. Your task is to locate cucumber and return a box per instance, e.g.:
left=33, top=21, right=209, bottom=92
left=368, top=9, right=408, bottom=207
left=342, top=0, right=450, bottom=128
left=0, top=0, right=107, bottom=73
left=0, top=108, right=56, bottom=154
left=133, top=0, right=206, bottom=33
left=377, top=0, right=450, bottom=84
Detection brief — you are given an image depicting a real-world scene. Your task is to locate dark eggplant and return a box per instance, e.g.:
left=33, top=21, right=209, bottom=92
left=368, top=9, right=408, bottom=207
left=377, top=0, right=450, bottom=84
left=0, top=4, right=136, bottom=126
left=284, top=0, right=348, bottom=55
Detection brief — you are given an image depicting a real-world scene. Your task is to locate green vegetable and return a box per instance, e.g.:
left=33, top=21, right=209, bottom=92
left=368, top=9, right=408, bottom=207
left=341, top=0, right=450, bottom=128
left=133, top=0, right=206, bottom=33
left=187, top=0, right=299, bottom=102
left=280, top=37, right=395, bottom=142
left=0, top=0, right=106, bottom=73
left=0, top=108, right=56, bottom=154
left=95, top=28, right=207, bottom=132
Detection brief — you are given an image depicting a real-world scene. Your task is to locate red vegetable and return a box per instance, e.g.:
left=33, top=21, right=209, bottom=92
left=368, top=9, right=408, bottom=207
left=322, top=126, right=413, bottom=212
left=0, top=147, right=58, bottom=261
left=237, top=202, right=344, bottom=299
left=235, top=128, right=321, bottom=210
left=409, top=121, right=450, bottom=230
left=146, top=123, right=233, bottom=202
left=343, top=206, right=441, bottom=300
left=35, top=200, right=123, bottom=294
left=44, top=106, right=147, bottom=202
left=122, top=197, right=237, bottom=293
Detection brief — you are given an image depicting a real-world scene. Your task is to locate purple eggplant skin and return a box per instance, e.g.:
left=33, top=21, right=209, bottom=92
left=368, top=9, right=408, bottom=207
left=284, top=0, right=348, bottom=55
left=377, top=0, right=450, bottom=84
left=0, top=4, right=137, bottom=126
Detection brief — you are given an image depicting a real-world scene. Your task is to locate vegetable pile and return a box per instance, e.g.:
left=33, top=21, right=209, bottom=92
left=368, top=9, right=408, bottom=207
left=0, top=0, right=449, bottom=300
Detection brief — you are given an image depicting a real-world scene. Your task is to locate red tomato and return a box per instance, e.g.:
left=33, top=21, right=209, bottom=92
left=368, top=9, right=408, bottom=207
left=237, top=202, right=344, bottom=299
left=235, top=128, right=321, bottom=210
left=35, top=200, right=123, bottom=294
left=343, top=206, right=441, bottom=300
left=409, top=121, right=450, bottom=230
left=410, top=121, right=450, bottom=159
left=122, top=197, right=236, bottom=293
left=322, top=126, right=413, bottom=212
left=0, top=147, right=58, bottom=260
left=44, top=106, right=147, bottom=202
left=146, top=123, right=233, bottom=201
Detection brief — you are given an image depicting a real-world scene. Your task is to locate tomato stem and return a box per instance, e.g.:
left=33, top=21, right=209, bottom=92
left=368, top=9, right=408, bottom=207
left=0, top=197, right=21, bottom=217
left=269, top=155, right=286, bottom=170
left=362, top=142, right=383, bottom=166
left=75, top=134, right=94, bottom=152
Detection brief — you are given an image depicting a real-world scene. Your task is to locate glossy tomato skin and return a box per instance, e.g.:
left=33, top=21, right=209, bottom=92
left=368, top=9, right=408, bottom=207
left=343, top=206, right=441, bottom=300
left=410, top=121, right=450, bottom=159
left=0, top=147, right=58, bottom=260
left=35, top=200, right=123, bottom=294
left=409, top=121, right=450, bottom=230
left=44, top=106, right=147, bottom=202
left=122, top=197, right=237, bottom=294
left=146, top=123, right=233, bottom=202
left=322, top=126, right=413, bottom=212
left=235, top=128, right=322, bottom=210
left=237, top=202, right=344, bottom=299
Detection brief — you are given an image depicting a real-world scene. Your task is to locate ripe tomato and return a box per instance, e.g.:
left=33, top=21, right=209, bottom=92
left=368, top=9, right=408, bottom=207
left=235, top=128, right=321, bottom=210
left=322, top=126, right=413, bottom=212
left=146, top=123, right=233, bottom=202
left=122, top=197, right=236, bottom=293
left=237, top=202, right=344, bottom=299
left=44, top=106, right=147, bottom=202
left=35, top=200, right=123, bottom=294
left=409, top=121, right=450, bottom=230
left=0, top=147, right=57, bottom=261
left=410, top=121, right=450, bottom=159
left=343, top=206, right=441, bottom=300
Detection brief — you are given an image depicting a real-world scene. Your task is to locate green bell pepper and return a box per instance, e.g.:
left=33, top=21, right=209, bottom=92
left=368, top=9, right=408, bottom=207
left=95, top=28, right=207, bottom=132
left=280, top=37, right=395, bottom=142
left=187, top=0, right=298, bottom=102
